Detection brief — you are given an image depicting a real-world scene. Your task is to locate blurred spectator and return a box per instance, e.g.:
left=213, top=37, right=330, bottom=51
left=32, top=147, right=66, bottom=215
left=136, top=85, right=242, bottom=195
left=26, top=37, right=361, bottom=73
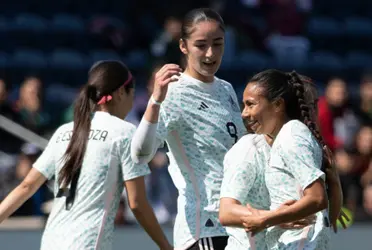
left=12, top=143, right=43, bottom=216
left=151, top=16, right=183, bottom=65
left=262, top=0, right=311, bottom=65
left=13, top=76, right=50, bottom=134
left=0, top=78, right=23, bottom=154
left=318, top=77, right=360, bottom=151
left=354, top=74, right=372, bottom=125
left=337, top=126, right=372, bottom=215
left=0, top=78, right=24, bottom=203
left=89, top=16, right=132, bottom=52
left=363, top=184, right=372, bottom=217
left=220, top=0, right=265, bottom=51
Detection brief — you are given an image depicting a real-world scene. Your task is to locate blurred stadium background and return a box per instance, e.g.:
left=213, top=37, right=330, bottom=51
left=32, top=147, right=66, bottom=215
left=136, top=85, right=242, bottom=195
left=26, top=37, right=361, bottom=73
left=0, top=0, right=371, bottom=249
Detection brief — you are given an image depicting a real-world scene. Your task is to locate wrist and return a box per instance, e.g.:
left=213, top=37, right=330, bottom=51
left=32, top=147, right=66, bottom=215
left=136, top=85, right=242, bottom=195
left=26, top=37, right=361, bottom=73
left=150, top=95, right=162, bottom=106
left=261, top=213, right=273, bottom=228
left=159, top=241, right=172, bottom=250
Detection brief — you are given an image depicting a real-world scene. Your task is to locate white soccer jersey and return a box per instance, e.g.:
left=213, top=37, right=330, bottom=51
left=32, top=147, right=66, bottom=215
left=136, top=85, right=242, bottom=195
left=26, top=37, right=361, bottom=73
left=155, top=73, right=246, bottom=249
left=33, top=112, right=150, bottom=250
left=265, top=120, right=331, bottom=250
left=220, top=134, right=271, bottom=250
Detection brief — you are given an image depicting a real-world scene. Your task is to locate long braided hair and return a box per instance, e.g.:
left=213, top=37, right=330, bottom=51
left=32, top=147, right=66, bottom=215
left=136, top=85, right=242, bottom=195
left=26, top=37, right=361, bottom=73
left=249, top=69, right=334, bottom=173
left=287, top=71, right=334, bottom=173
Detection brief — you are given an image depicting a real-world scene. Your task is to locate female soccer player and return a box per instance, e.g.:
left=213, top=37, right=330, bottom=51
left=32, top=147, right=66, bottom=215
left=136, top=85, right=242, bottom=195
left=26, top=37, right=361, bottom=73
left=219, top=76, right=320, bottom=250
left=239, top=69, right=341, bottom=249
left=0, top=61, right=172, bottom=250
left=131, top=8, right=246, bottom=250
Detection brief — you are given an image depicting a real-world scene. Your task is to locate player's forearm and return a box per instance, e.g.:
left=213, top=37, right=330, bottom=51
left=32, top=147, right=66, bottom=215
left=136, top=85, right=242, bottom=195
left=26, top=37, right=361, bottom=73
left=144, top=102, right=161, bottom=123
left=262, top=195, right=327, bottom=227
left=0, top=182, right=37, bottom=222
left=131, top=117, right=160, bottom=164
left=219, top=203, right=252, bottom=228
left=131, top=201, right=171, bottom=249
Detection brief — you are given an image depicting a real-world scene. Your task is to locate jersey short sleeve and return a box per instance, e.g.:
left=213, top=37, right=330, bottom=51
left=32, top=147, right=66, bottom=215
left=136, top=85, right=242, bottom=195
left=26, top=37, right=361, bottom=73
left=156, top=84, right=183, bottom=144
left=220, top=140, right=257, bottom=203
left=33, top=128, right=60, bottom=180
left=279, top=120, right=325, bottom=190
left=116, top=128, right=151, bottom=181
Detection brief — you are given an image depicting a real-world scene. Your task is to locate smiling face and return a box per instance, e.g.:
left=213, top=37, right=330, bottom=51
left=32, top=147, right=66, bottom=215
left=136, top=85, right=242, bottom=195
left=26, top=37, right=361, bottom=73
left=179, top=20, right=224, bottom=82
left=241, top=82, right=284, bottom=136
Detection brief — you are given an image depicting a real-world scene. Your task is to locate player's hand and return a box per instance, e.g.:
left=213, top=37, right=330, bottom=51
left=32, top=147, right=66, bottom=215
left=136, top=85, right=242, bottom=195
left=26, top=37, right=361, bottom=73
left=246, top=203, right=260, bottom=215
left=279, top=215, right=316, bottom=229
left=241, top=214, right=266, bottom=236
left=152, top=64, right=182, bottom=103
left=332, top=209, right=350, bottom=233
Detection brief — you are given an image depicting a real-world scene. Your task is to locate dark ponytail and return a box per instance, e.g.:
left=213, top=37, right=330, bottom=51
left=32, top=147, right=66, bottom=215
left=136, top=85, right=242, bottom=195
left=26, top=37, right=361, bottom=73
left=287, top=71, right=334, bottom=173
left=58, top=60, right=133, bottom=189
left=58, top=85, right=95, bottom=187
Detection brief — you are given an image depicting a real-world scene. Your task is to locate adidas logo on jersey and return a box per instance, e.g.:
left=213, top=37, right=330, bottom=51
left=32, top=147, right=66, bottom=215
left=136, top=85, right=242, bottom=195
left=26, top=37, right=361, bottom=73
left=205, top=218, right=214, bottom=227
left=198, top=102, right=209, bottom=110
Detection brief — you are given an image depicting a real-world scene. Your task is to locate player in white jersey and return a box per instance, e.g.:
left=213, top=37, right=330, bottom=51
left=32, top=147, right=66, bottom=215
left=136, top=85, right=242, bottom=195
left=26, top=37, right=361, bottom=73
left=131, top=8, right=246, bottom=250
left=239, top=70, right=347, bottom=249
left=219, top=133, right=271, bottom=250
left=218, top=77, right=319, bottom=250
left=0, top=61, right=172, bottom=250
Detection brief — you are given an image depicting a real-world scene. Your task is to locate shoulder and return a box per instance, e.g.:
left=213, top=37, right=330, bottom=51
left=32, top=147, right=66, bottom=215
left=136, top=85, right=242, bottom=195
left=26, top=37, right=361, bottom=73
left=279, top=120, right=311, bottom=140
left=162, top=77, right=185, bottom=104
left=53, top=122, right=73, bottom=136
left=113, top=119, right=137, bottom=139
left=216, top=77, right=234, bottom=91
left=277, top=120, right=320, bottom=152
left=225, top=134, right=263, bottom=165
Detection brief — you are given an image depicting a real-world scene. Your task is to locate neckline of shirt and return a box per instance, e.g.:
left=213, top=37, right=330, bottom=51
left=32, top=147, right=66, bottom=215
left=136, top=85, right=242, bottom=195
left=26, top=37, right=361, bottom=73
left=181, top=72, right=218, bottom=90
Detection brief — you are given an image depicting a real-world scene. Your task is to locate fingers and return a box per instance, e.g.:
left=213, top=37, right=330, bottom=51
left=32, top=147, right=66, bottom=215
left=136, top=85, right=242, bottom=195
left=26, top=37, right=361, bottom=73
left=332, top=222, right=338, bottom=233
left=162, top=76, right=180, bottom=86
left=157, top=69, right=182, bottom=81
left=339, top=217, right=347, bottom=229
left=156, top=64, right=182, bottom=79
left=341, top=211, right=350, bottom=222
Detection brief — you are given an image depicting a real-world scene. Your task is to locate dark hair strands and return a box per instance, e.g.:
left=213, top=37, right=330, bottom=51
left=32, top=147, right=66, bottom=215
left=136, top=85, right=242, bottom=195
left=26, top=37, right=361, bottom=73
left=287, top=71, right=334, bottom=174
left=249, top=69, right=334, bottom=178
left=181, top=8, right=225, bottom=40
left=58, top=61, right=133, bottom=188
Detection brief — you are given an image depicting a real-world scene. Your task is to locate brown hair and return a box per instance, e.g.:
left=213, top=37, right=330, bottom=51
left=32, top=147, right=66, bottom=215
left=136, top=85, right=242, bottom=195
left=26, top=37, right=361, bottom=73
left=249, top=69, right=333, bottom=174
left=58, top=60, right=133, bottom=187
left=181, top=8, right=225, bottom=40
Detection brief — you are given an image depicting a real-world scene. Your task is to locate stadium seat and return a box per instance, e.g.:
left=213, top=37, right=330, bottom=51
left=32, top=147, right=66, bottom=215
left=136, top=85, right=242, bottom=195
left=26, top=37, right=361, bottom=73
left=11, top=13, right=47, bottom=32
left=307, top=17, right=343, bottom=37
left=47, top=49, right=88, bottom=86
left=51, top=14, right=85, bottom=33
left=236, top=50, right=271, bottom=71
left=0, top=16, right=11, bottom=50
left=0, top=16, right=9, bottom=32
left=0, top=51, right=10, bottom=67
left=123, top=50, right=148, bottom=69
left=11, top=49, right=47, bottom=68
left=308, top=51, right=343, bottom=71
left=345, top=51, right=372, bottom=68
left=332, top=1, right=363, bottom=18
left=89, top=49, right=122, bottom=63
left=49, top=49, right=88, bottom=69
left=344, top=17, right=372, bottom=37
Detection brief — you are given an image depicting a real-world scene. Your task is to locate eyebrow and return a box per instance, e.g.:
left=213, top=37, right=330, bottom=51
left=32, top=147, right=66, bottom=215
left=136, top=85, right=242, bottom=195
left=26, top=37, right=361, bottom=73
left=194, top=37, right=224, bottom=43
